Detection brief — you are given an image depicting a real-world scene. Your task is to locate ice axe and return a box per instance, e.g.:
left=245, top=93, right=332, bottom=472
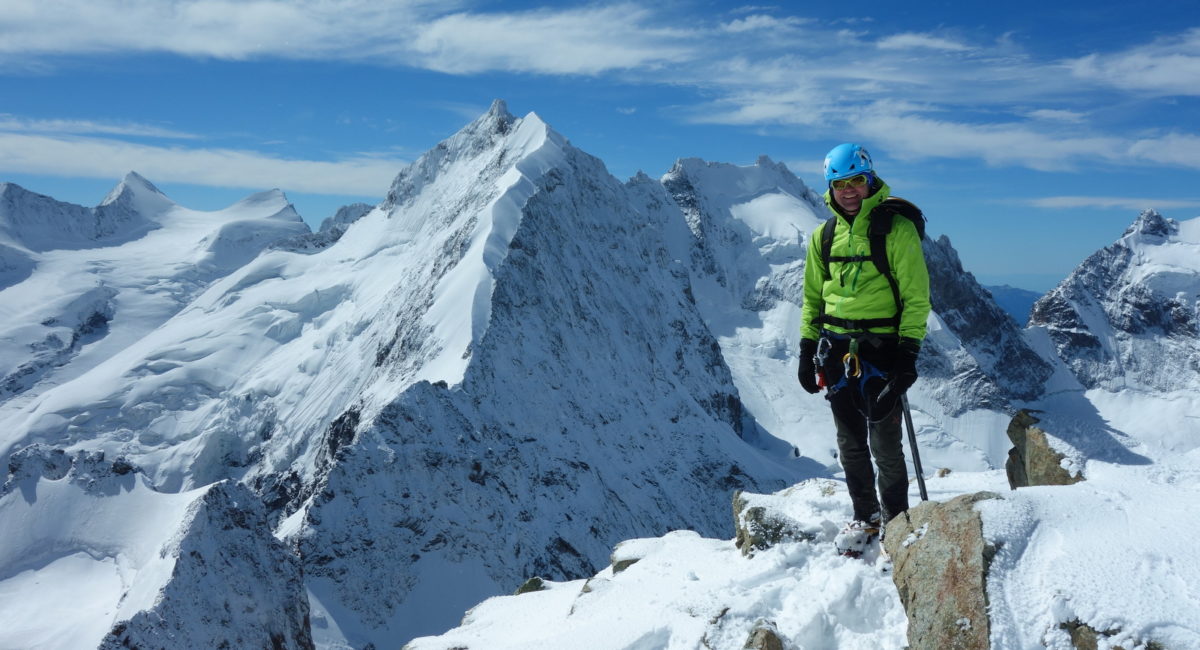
left=901, top=394, right=928, bottom=501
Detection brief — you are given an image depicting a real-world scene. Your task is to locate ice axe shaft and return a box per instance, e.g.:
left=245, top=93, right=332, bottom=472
left=901, top=395, right=929, bottom=502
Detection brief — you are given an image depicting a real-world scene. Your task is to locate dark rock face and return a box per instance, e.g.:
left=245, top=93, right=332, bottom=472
left=3, top=444, right=138, bottom=497
left=744, top=623, right=786, bottom=650
left=884, top=491, right=1001, bottom=650
left=1005, top=410, right=1085, bottom=489
left=100, top=482, right=313, bottom=650
left=922, top=236, right=1054, bottom=413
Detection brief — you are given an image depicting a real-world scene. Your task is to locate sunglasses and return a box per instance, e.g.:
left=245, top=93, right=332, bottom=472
left=831, top=174, right=869, bottom=191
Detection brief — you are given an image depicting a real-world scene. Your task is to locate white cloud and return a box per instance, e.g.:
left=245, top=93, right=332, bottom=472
left=1025, top=196, right=1200, bottom=211
left=848, top=108, right=1200, bottom=173
left=1126, top=133, right=1200, bottom=168
left=0, top=132, right=406, bottom=196
left=876, top=32, right=973, bottom=52
left=1066, top=28, right=1200, bottom=95
left=729, top=5, right=781, bottom=15
left=684, top=87, right=830, bottom=127
left=721, top=15, right=809, bottom=33
left=410, top=5, right=695, bottom=74
left=852, top=108, right=1127, bottom=171
left=1025, top=109, right=1086, bottom=123
left=0, top=114, right=198, bottom=139
left=3, top=1, right=1199, bottom=181
left=0, top=0, right=693, bottom=76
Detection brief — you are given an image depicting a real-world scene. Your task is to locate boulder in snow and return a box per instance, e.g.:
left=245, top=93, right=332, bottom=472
left=884, top=491, right=1000, bottom=650
left=732, top=488, right=817, bottom=557
left=1005, top=410, right=1085, bottom=489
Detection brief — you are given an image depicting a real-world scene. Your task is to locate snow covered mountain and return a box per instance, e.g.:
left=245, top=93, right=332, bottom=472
left=0, top=174, right=308, bottom=406
left=3, top=100, right=1184, bottom=649
left=1030, top=209, right=1200, bottom=393
left=1027, top=209, right=1200, bottom=454
left=1, top=101, right=810, bottom=647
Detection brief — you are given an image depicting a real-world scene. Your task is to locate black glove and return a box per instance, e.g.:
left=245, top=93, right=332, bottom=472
left=889, top=337, right=921, bottom=396
left=869, top=339, right=920, bottom=420
left=797, top=338, right=820, bottom=394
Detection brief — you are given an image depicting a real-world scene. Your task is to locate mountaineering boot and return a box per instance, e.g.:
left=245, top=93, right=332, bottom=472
left=835, top=512, right=881, bottom=558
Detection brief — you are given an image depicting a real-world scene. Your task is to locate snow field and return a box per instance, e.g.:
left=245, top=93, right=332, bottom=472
left=407, top=483, right=910, bottom=650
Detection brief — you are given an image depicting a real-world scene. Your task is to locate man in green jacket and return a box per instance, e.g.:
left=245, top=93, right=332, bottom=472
left=797, top=143, right=931, bottom=542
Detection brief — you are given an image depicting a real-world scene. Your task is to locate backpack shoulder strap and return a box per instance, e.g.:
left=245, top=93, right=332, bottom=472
left=866, top=197, right=926, bottom=327
left=819, top=216, right=838, bottom=277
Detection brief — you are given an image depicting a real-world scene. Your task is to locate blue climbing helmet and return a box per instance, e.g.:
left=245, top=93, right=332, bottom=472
left=823, top=143, right=874, bottom=182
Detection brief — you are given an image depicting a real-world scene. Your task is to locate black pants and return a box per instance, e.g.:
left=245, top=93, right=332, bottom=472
left=818, top=334, right=910, bottom=523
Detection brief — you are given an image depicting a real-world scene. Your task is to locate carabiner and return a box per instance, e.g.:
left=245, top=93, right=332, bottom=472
left=843, top=352, right=862, bottom=378
left=816, top=337, right=832, bottom=366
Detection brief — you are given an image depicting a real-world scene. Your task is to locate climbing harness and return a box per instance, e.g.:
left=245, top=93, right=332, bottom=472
left=824, top=335, right=887, bottom=399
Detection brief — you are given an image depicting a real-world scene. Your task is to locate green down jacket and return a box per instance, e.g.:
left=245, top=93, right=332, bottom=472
left=799, top=179, right=931, bottom=343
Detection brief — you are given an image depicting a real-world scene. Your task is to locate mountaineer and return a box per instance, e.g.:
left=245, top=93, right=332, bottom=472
left=796, top=143, right=931, bottom=554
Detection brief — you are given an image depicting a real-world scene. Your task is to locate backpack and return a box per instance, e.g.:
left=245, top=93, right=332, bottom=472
left=814, top=197, right=926, bottom=332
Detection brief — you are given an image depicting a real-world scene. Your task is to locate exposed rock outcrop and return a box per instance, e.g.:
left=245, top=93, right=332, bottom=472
left=884, top=491, right=1001, bottom=650
left=743, top=621, right=785, bottom=650
left=732, top=488, right=818, bottom=557
left=1005, top=410, right=1085, bottom=489
left=1059, top=620, right=1165, bottom=650
left=514, top=576, right=547, bottom=595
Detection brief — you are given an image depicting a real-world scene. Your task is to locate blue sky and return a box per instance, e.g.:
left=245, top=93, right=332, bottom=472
left=2, top=1, right=1198, bottom=291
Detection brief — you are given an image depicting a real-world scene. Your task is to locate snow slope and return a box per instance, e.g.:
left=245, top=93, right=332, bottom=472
left=412, top=446, right=1200, bottom=650
left=0, top=174, right=308, bottom=419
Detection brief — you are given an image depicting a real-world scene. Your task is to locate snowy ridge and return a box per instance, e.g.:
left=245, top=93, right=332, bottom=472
left=284, top=112, right=810, bottom=645
left=408, top=483, right=912, bottom=650
left=0, top=175, right=159, bottom=255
